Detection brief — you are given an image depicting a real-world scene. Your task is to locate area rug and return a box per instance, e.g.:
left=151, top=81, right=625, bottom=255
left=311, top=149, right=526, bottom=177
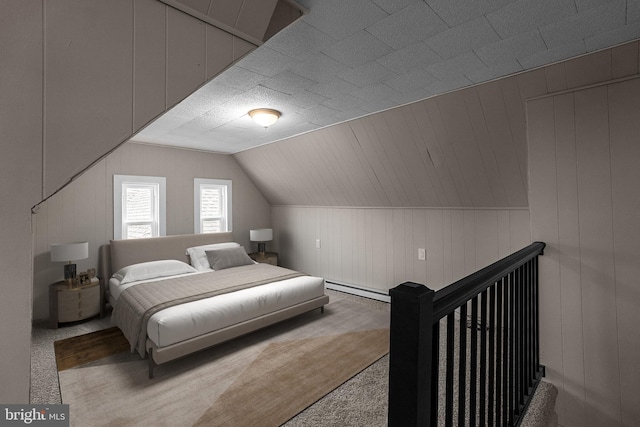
left=56, top=292, right=389, bottom=427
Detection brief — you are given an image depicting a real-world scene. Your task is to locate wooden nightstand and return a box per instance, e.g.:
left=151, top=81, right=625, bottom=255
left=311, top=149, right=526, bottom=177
left=249, top=252, right=278, bottom=266
left=49, top=279, right=104, bottom=329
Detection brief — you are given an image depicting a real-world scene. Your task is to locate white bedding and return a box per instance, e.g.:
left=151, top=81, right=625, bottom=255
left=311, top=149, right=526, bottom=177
left=109, top=272, right=325, bottom=348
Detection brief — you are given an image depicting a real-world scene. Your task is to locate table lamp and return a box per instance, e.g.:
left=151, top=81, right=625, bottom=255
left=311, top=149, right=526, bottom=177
left=51, top=242, right=89, bottom=286
left=250, top=228, right=272, bottom=258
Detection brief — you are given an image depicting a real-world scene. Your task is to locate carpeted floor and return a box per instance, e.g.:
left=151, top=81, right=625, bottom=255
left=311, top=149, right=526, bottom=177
left=33, top=289, right=392, bottom=426
left=31, top=289, right=556, bottom=426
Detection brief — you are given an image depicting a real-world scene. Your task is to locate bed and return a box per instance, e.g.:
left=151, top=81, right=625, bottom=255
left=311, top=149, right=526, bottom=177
left=100, top=232, right=329, bottom=378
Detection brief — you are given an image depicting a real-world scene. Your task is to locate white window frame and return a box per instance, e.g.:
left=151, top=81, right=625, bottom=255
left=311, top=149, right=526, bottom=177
left=114, top=175, right=166, bottom=240
left=194, top=178, right=232, bottom=234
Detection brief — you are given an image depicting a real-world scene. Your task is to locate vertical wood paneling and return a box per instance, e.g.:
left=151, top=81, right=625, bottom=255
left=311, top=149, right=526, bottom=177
left=554, top=93, right=587, bottom=427
left=463, top=210, right=477, bottom=276
left=509, top=210, right=530, bottom=251
left=475, top=81, right=527, bottom=207
left=426, top=209, right=444, bottom=289
left=529, top=77, right=640, bottom=427
left=0, top=1, right=44, bottom=402
left=497, top=210, right=511, bottom=257
left=609, top=79, right=640, bottom=427
left=205, top=26, right=233, bottom=80
left=575, top=86, right=622, bottom=426
left=425, top=100, right=470, bottom=206
left=166, top=8, right=206, bottom=108
left=475, top=210, right=498, bottom=269
left=42, top=0, right=257, bottom=200
left=462, top=89, right=509, bottom=206
left=234, top=0, right=279, bottom=41
left=45, top=0, right=134, bottom=196
left=528, top=94, right=565, bottom=424
left=450, top=210, right=466, bottom=281
left=499, top=78, right=528, bottom=189
left=441, top=209, right=454, bottom=285
left=438, top=94, right=494, bottom=206
left=273, top=206, right=530, bottom=293
left=409, top=209, right=426, bottom=284
left=134, top=0, right=166, bottom=131
left=408, top=102, right=452, bottom=205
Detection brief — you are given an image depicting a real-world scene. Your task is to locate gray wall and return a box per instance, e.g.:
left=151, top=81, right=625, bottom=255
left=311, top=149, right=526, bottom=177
left=0, top=1, right=43, bottom=404
left=32, top=142, right=270, bottom=321
left=529, top=76, right=640, bottom=427
left=271, top=206, right=530, bottom=292
left=0, top=0, right=261, bottom=403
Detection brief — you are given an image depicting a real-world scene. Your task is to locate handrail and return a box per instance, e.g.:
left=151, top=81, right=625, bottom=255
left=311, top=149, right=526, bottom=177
left=388, top=241, right=546, bottom=427
left=432, top=242, right=545, bottom=321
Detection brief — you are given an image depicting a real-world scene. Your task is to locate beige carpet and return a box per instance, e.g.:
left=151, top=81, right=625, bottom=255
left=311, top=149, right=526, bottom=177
left=57, top=293, right=389, bottom=427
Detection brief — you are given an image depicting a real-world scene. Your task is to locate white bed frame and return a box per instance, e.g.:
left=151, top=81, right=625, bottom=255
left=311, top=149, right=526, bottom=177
left=100, top=233, right=329, bottom=378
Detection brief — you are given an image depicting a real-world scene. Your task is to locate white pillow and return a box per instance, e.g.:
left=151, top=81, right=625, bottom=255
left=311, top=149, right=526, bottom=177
left=113, top=260, right=197, bottom=285
left=186, top=242, right=241, bottom=271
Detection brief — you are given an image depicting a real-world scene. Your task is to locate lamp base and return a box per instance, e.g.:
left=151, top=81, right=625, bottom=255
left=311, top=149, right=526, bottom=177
left=258, top=242, right=266, bottom=256
left=63, top=263, right=76, bottom=280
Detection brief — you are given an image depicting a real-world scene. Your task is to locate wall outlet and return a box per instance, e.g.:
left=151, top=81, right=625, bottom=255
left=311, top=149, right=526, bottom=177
left=316, top=239, right=321, bottom=248
left=418, top=248, right=426, bottom=260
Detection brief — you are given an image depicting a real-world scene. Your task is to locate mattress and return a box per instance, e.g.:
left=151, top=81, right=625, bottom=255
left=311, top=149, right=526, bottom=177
left=109, top=272, right=325, bottom=348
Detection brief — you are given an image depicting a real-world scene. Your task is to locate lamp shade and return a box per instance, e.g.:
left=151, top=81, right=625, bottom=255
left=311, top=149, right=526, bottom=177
left=51, top=242, right=89, bottom=262
left=250, top=229, right=273, bottom=242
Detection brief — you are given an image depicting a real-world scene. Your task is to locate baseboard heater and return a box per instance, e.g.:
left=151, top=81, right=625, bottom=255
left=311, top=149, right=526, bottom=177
left=324, top=280, right=390, bottom=303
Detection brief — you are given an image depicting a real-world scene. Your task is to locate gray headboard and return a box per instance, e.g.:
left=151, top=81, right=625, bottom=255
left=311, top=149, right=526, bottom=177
left=99, top=232, right=235, bottom=279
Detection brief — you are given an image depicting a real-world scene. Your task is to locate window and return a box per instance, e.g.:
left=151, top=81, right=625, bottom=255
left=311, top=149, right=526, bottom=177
left=114, top=175, right=166, bottom=239
left=194, top=178, right=232, bottom=233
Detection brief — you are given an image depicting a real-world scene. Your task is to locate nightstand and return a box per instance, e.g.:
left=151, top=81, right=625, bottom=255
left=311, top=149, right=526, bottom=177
left=249, top=252, right=278, bottom=266
left=49, top=279, right=104, bottom=329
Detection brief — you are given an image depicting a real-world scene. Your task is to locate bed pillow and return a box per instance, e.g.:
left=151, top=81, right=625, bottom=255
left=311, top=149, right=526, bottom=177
left=186, top=242, right=241, bottom=271
left=113, top=260, right=197, bottom=285
left=205, top=247, right=255, bottom=271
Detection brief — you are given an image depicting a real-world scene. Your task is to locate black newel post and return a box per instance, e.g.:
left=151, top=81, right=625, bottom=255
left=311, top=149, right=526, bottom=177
left=388, top=282, right=435, bottom=427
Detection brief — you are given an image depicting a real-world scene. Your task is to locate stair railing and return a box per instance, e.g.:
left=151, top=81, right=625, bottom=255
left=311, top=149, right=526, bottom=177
left=388, top=242, right=546, bottom=426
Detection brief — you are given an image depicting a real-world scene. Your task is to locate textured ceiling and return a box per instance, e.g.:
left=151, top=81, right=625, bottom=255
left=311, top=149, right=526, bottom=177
left=132, top=0, right=640, bottom=154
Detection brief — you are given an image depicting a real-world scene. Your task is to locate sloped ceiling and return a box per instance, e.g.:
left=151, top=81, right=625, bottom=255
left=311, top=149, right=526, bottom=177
left=132, top=0, right=640, bottom=153
left=234, top=42, right=640, bottom=208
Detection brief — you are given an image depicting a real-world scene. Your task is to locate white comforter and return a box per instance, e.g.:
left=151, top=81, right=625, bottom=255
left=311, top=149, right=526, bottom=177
left=109, top=272, right=325, bottom=348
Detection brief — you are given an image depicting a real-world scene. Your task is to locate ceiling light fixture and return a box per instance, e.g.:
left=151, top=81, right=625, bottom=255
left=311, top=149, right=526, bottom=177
left=248, top=108, right=281, bottom=128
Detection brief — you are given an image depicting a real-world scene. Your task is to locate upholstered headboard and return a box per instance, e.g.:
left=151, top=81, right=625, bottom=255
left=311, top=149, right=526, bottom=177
left=99, top=232, right=235, bottom=279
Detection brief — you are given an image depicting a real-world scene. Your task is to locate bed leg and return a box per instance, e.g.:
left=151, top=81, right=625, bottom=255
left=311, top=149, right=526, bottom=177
left=148, top=349, right=156, bottom=379
left=321, top=306, right=325, bottom=314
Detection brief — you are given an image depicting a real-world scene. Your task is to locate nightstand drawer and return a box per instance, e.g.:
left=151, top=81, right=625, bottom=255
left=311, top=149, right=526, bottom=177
left=50, top=281, right=101, bottom=327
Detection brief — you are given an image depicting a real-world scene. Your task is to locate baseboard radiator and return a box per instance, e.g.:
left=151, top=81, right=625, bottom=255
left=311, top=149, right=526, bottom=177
left=388, top=242, right=546, bottom=426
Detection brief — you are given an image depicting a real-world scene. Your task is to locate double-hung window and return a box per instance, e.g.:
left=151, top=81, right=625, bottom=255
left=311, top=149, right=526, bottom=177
left=114, top=175, right=166, bottom=239
left=194, top=178, right=232, bottom=233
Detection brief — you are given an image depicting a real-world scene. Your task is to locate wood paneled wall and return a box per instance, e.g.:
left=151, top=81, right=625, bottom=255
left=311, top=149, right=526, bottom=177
left=529, top=77, right=640, bottom=427
left=174, top=0, right=281, bottom=41
left=43, top=0, right=256, bottom=199
left=0, top=1, right=44, bottom=403
left=271, top=206, right=530, bottom=292
left=32, top=143, right=270, bottom=321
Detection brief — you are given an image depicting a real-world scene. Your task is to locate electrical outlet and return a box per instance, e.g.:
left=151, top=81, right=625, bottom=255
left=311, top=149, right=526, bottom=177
left=316, top=239, right=321, bottom=249
left=418, top=248, right=426, bottom=260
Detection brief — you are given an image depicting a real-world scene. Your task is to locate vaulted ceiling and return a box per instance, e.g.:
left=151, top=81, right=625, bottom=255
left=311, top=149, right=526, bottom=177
left=132, top=0, right=640, bottom=154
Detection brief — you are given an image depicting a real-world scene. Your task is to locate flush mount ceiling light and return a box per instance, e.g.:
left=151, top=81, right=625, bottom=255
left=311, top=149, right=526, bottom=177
left=248, top=108, right=281, bottom=128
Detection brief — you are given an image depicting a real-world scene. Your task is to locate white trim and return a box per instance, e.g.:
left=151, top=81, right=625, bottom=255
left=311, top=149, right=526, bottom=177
left=194, top=178, right=232, bottom=234
left=113, top=175, right=166, bottom=240
left=325, top=280, right=390, bottom=303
